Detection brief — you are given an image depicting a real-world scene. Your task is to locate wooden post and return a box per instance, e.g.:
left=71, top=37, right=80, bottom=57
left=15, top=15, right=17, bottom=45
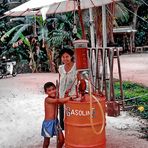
left=77, top=0, right=86, bottom=39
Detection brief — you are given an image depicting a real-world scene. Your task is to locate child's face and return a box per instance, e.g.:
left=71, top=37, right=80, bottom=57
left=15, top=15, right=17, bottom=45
left=45, top=86, right=56, bottom=98
left=61, top=53, right=72, bottom=64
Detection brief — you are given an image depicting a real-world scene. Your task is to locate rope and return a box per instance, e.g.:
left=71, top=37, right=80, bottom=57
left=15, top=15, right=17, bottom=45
left=124, top=7, right=148, bottom=25
left=0, top=15, right=7, bottom=20
left=128, top=93, right=148, bottom=100
left=140, top=0, right=148, bottom=7
left=88, top=80, right=105, bottom=135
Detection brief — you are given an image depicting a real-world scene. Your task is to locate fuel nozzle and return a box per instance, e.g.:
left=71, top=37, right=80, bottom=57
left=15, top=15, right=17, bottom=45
left=77, top=71, right=89, bottom=101
left=78, top=79, right=87, bottom=96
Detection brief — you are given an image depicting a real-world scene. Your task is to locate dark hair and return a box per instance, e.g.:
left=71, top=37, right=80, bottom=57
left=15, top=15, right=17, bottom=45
left=44, top=82, right=56, bottom=92
left=59, top=47, right=74, bottom=61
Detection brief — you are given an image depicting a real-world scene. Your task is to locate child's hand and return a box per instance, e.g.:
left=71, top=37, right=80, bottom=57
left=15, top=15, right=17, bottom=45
left=69, top=95, right=77, bottom=101
left=60, top=96, right=71, bottom=103
left=65, top=96, right=73, bottom=101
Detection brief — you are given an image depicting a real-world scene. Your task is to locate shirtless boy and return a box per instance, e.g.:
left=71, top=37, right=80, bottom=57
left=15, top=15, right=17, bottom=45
left=41, top=82, right=70, bottom=148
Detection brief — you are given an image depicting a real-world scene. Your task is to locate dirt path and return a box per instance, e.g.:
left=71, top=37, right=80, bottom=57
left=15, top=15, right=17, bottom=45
left=113, top=53, right=148, bottom=87
left=0, top=73, right=147, bottom=148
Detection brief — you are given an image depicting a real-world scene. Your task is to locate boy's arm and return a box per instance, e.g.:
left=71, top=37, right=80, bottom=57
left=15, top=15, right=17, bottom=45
left=45, top=96, right=71, bottom=104
left=45, top=97, right=59, bottom=104
left=59, top=96, right=71, bottom=104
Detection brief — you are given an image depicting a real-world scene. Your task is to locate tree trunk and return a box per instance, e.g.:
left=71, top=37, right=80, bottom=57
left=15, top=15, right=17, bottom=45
left=94, top=7, right=102, bottom=47
left=132, top=6, right=138, bottom=52
left=29, top=48, right=37, bottom=73
left=45, top=42, right=56, bottom=73
left=107, top=3, right=115, bottom=44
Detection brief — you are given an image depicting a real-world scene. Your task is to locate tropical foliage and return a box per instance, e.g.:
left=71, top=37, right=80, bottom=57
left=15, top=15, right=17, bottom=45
left=1, top=0, right=148, bottom=72
left=0, top=10, right=81, bottom=72
left=120, top=0, right=148, bottom=47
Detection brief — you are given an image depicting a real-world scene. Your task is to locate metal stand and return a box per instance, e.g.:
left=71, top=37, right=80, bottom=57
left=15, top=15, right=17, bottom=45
left=88, top=47, right=124, bottom=115
left=104, top=47, right=124, bottom=116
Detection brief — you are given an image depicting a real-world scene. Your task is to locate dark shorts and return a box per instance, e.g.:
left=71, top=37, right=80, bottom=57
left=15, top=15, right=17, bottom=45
left=41, top=119, right=61, bottom=138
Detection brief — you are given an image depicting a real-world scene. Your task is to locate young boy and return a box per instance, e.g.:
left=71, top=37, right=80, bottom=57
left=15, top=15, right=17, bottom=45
left=41, top=82, right=70, bottom=148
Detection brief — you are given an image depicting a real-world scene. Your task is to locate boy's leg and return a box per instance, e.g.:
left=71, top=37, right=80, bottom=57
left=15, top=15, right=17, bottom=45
left=59, top=105, right=64, bottom=130
left=43, top=137, right=50, bottom=148
left=57, top=131, right=64, bottom=148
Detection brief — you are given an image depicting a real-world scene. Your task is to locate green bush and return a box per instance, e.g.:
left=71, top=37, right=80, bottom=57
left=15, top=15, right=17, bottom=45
left=114, top=81, right=148, bottom=119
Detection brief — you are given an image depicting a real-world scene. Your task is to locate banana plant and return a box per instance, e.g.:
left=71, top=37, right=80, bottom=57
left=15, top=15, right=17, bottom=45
left=0, top=15, right=46, bottom=73
left=36, top=13, right=81, bottom=72
left=19, top=33, right=37, bottom=73
left=47, top=13, right=81, bottom=47
left=0, top=23, right=38, bottom=72
left=46, top=13, right=81, bottom=71
left=1, top=24, right=26, bottom=42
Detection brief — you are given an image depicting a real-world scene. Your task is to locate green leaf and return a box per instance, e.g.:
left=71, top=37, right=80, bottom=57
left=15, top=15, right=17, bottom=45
left=19, top=33, right=31, bottom=47
left=1, top=24, right=24, bottom=42
left=9, top=24, right=31, bottom=44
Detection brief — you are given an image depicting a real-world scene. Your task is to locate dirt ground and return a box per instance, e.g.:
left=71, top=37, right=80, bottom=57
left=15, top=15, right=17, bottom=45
left=113, top=53, right=148, bottom=87
left=0, top=53, right=148, bottom=148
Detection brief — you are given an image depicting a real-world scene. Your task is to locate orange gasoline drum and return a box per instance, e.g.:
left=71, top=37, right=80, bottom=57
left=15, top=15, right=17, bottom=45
left=64, top=94, right=106, bottom=148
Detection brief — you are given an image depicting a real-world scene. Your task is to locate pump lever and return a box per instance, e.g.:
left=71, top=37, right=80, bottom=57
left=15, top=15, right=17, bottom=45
left=78, top=79, right=86, bottom=96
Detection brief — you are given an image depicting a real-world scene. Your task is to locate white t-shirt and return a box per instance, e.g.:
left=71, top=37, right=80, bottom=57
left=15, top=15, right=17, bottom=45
left=59, top=63, right=77, bottom=98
